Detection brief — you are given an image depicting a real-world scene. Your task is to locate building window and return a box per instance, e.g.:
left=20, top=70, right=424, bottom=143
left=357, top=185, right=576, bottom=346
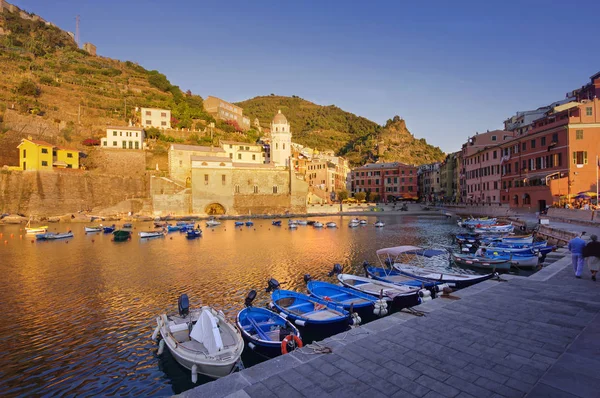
left=253, top=185, right=259, bottom=194
left=552, top=133, right=558, bottom=143
left=122, top=141, right=127, bottom=149
left=23, top=149, right=26, bottom=157
left=273, top=186, right=278, bottom=194
left=493, top=151, right=497, bottom=159
left=179, top=160, right=183, bottom=166
left=120, top=132, right=122, bottom=136
left=491, top=135, right=497, bottom=141
left=573, top=151, right=588, bottom=166
left=238, top=154, right=242, bottom=160
left=522, top=142, right=526, bottom=151
left=113, top=141, right=117, bottom=146
left=41, top=148, right=48, bottom=154
left=229, top=153, right=233, bottom=159
left=576, top=130, right=583, bottom=140
left=146, top=120, right=151, bottom=125
left=235, top=185, right=240, bottom=193
left=41, top=161, right=48, bottom=166
left=541, top=137, right=546, bottom=146
left=530, top=139, right=536, bottom=149
left=67, top=153, right=73, bottom=158
left=113, top=131, right=117, bottom=136
left=276, top=143, right=278, bottom=149
left=204, top=174, right=209, bottom=184
left=146, top=111, right=151, bottom=116
left=135, top=141, right=139, bottom=149
left=161, top=112, right=167, bottom=117
left=161, top=121, right=167, bottom=126
left=252, top=154, right=256, bottom=161
left=222, top=175, right=226, bottom=185
left=586, top=107, right=593, bottom=116
left=136, top=132, right=139, bottom=137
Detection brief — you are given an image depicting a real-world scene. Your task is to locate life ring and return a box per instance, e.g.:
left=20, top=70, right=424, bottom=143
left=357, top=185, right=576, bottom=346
left=281, top=334, right=303, bottom=354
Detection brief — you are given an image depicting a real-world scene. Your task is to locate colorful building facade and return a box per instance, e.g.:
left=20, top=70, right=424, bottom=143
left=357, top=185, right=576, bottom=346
left=17, top=138, right=79, bottom=171
left=350, top=162, right=418, bottom=202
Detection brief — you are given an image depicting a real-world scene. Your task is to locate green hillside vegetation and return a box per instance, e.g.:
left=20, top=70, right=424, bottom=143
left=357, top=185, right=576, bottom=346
left=237, top=96, right=445, bottom=165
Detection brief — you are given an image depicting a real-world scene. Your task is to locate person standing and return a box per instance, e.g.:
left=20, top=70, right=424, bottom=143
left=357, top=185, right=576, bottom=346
left=583, top=234, right=600, bottom=281
left=568, top=232, right=587, bottom=279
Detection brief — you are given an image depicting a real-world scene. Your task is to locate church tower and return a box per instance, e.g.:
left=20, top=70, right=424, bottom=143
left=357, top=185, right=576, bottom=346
left=270, top=110, right=291, bottom=167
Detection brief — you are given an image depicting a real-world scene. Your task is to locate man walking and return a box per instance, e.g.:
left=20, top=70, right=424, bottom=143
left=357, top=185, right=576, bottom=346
left=568, top=232, right=587, bottom=278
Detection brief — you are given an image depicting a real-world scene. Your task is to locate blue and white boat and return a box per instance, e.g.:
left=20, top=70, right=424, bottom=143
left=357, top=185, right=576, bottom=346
left=272, top=220, right=282, bottom=226
left=270, top=287, right=352, bottom=341
left=84, top=226, right=103, bottom=233
left=167, top=225, right=182, bottom=232
left=245, top=221, right=254, bottom=227
left=458, top=217, right=497, bottom=228
left=237, top=291, right=302, bottom=359
left=393, top=264, right=496, bottom=290
left=363, top=264, right=440, bottom=290
left=103, top=224, right=116, bottom=233
left=313, top=221, right=323, bottom=228
left=234, top=221, right=244, bottom=227
left=306, top=279, right=388, bottom=319
left=186, top=229, right=202, bottom=239
left=36, top=231, right=74, bottom=240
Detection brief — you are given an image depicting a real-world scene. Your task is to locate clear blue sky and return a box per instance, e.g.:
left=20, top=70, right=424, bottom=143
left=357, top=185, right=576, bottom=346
left=13, top=0, right=600, bottom=153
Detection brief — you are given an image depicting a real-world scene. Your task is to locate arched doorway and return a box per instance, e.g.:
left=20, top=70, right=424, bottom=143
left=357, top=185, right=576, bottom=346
left=205, top=203, right=226, bottom=215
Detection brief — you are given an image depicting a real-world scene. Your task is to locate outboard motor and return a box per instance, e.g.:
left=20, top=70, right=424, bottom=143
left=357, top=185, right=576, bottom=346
left=265, top=278, right=280, bottom=293
left=178, top=294, right=190, bottom=317
left=244, top=290, right=257, bottom=307
left=362, top=261, right=371, bottom=277
left=303, top=274, right=312, bottom=284
left=328, top=263, right=343, bottom=277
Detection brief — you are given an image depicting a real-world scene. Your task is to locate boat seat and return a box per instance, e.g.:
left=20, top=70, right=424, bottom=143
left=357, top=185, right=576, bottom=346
left=287, top=303, right=313, bottom=311
left=243, top=321, right=278, bottom=331
left=169, top=322, right=189, bottom=333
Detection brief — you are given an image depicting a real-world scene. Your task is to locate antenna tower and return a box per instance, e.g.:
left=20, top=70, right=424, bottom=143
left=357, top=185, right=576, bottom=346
left=75, top=15, right=80, bottom=47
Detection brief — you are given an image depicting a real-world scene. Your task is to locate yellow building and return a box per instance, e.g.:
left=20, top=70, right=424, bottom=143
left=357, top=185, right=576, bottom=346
left=18, top=138, right=80, bottom=171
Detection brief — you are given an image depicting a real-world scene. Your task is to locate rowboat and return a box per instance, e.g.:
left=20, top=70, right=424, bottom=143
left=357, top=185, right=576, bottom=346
left=112, top=230, right=131, bottom=242
left=288, top=222, right=298, bottom=229
left=393, top=264, right=496, bottom=289
left=245, top=221, right=254, bottom=227
left=270, top=288, right=352, bottom=341
left=374, top=221, right=385, bottom=228
left=457, top=217, right=497, bottom=228
left=306, top=279, right=388, bottom=319
left=359, top=219, right=367, bottom=225
left=36, top=231, right=74, bottom=240
left=84, top=226, right=103, bottom=233
left=206, top=219, right=221, bottom=227
left=272, top=220, right=282, bottom=226
left=103, top=225, right=116, bottom=233
left=25, top=218, right=48, bottom=234
left=296, top=220, right=308, bottom=226
left=237, top=291, right=301, bottom=359
left=348, top=221, right=360, bottom=228
left=326, top=222, right=337, bottom=228
left=139, top=231, right=165, bottom=239
left=152, top=295, right=243, bottom=382
left=234, top=221, right=245, bottom=227
left=451, top=252, right=511, bottom=271
left=186, top=229, right=202, bottom=239
left=313, top=221, right=323, bottom=228
left=363, top=264, right=440, bottom=290
left=167, top=225, right=181, bottom=232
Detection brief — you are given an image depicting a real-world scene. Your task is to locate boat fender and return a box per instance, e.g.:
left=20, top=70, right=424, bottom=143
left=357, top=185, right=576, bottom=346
left=350, top=312, right=362, bottom=327
left=157, top=339, right=165, bottom=356
left=373, top=299, right=388, bottom=317
left=418, top=289, right=431, bottom=298
left=191, top=365, right=198, bottom=384
left=249, top=342, right=256, bottom=350
left=151, top=324, right=160, bottom=341
left=435, top=283, right=451, bottom=293
left=295, top=319, right=306, bottom=327
left=281, top=334, right=303, bottom=354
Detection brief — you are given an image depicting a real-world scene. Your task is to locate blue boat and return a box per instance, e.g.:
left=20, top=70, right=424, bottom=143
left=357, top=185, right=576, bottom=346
left=245, top=221, right=254, bottom=227
left=123, top=223, right=133, bottom=229
left=272, top=220, right=282, bottom=226
left=235, top=221, right=245, bottom=227
left=363, top=264, right=439, bottom=290
left=306, top=279, right=388, bottom=320
left=237, top=291, right=302, bottom=359
left=186, top=229, right=202, bottom=239
left=36, top=231, right=74, bottom=240
left=270, top=287, right=352, bottom=341
left=167, top=225, right=181, bottom=232
left=103, top=225, right=116, bottom=233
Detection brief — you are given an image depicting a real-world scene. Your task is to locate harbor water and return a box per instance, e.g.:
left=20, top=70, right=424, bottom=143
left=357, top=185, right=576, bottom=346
left=0, top=215, right=485, bottom=396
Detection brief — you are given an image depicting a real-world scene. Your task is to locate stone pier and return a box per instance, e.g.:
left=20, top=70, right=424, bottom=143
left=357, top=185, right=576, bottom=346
left=180, top=248, right=600, bottom=398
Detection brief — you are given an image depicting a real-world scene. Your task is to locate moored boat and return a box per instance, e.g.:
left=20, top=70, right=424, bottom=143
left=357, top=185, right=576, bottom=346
left=103, top=225, right=116, bottom=233
left=313, top=221, right=323, bottom=228
left=152, top=295, right=244, bottom=382
left=296, top=220, right=308, bottom=226
left=363, top=264, right=441, bottom=290
left=139, top=231, right=165, bottom=239
left=36, top=231, right=74, bottom=240
left=186, top=229, right=202, bottom=239
left=24, top=218, right=48, bottom=234
left=326, top=222, right=337, bottom=228
left=374, top=221, right=385, bottom=228
left=206, top=219, right=221, bottom=227
left=237, top=291, right=302, bottom=359
left=234, top=221, right=245, bottom=227
left=348, top=220, right=360, bottom=228
left=451, top=252, right=511, bottom=271
left=245, top=221, right=254, bottom=227
left=272, top=220, right=282, bottom=226
left=112, top=230, right=131, bottom=242
left=84, top=226, right=103, bottom=233
left=393, top=264, right=495, bottom=289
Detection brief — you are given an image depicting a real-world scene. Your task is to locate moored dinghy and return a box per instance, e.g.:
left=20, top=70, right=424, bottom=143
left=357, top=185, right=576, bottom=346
left=313, top=221, right=323, bottom=228
left=451, top=252, right=511, bottom=271
left=139, top=230, right=165, bottom=239
left=374, top=220, right=385, bottom=227
left=152, top=294, right=244, bottom=382
left=326, top=222, right=337, bottom=228
left=236, top=290, right=302, bottom=359
left=112, top=230, right=131, bottom=242
left=103, top=224, right=116, bottom=233
left=84, top=226, right=103, bottom=233
left=36, top=231, right=74, bottom=240
left=393, top=264, right=496, bottom=289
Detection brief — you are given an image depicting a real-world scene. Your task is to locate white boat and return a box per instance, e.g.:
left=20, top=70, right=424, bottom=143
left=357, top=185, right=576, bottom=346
left=84, top=226, right=103, bottom=233
left=296, top=220, right=308, bottom=226
left=288, top=223, right=298, bottom=229
left=326, top=222, right=337, bottom=228
left=139, top=231, right=165, bottom=239
left=152, top=295, right=244, bottom=382
left=348, top=221, right=360, bottom=228
left=25, top=218, right=48, bottom=234
left=288, top=220, right=298, bottom=226
left=359, top=219, right=368, bottom=225
left=206, top=219, right=221, bottom=227
left=313, top=221, right=324, bottom=228
left=374, top=221, right=385, bottom=228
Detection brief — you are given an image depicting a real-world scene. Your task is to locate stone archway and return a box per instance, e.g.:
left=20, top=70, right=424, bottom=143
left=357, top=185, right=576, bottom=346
left=205, top=203, right=226, bottom=215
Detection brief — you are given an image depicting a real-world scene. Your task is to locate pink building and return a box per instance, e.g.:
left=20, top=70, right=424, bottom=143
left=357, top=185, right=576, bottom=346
left=461, top=130, right=515, bottom=204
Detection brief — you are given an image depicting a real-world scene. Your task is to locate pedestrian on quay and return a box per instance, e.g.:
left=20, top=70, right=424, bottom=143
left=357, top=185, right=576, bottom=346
left=583, top=234, right=600, bottom=281
left=568, top=232, right=587, bottom=279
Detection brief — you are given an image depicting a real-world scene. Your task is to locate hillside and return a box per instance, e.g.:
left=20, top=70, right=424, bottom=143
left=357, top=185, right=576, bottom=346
left=237, top=96, right=445, bottom=165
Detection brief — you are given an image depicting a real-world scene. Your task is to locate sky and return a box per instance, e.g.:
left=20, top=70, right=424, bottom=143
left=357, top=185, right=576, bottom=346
left=12, top=0, right=600, bottom=153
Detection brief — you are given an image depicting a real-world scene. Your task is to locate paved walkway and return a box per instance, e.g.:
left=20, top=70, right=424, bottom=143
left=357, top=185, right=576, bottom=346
left=180, top=247, right=600, bottom=398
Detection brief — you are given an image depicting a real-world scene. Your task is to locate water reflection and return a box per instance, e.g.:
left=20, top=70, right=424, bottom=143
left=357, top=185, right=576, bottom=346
left=0, top=215, right=459, bottom=396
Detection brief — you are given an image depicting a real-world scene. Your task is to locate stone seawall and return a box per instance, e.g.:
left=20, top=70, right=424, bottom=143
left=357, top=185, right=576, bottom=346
left=0, top=169, right=149, bottom=216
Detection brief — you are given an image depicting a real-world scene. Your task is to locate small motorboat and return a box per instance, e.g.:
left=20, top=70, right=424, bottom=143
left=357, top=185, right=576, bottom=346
left=326, top=222, right=337, bottom=228
left=206, top=219, right=221, bottom=227
left=186, top=229, right=202, bottom=239
left=363, top=263, right=441, bottom=290
left=167, top=225, right=182, bottom=232
left=336, top=273, right=428, bottom=311
left=272, top=220, right=282, bottom=226
left=85, top=226, right=103, bottom=233
left=36, top=231, right=74, bottom=240
left=288, top=222, right=298, bottom=229
left=296, top=220, right=308, bottom=226
left=123, top=223, right=133, bottom=229
left=245, top=221, right=254, bottom=227
left=139, top=231, right=165, bottom=239
left=112, top=230, right=131, bottom=242
left=25, top=218, right=48, bottom=234
left=359, top=219, right=367, bottom=225
left=306, top=220, right=316, bottom=226
left=270, top=286, right=352, bottom=341
left=393, top=264, right=496, bottom=290
left=451, top=252, right=511, bottom=271
left=305, top=277, right=388, bottom=320
left=237, top=290, right=302, bottom=359
left=374, top=221, right=385, bottom=228
left=234, top=221, right=245, bottom=227
left=154, top=221, right=168, bottom=228
left=348, top=220, right=360, bottom=228
left=103, top=225, right=116, bottom=233
left=152, top=295, right=244, bottom=382
left=458, top=217, right=497, bottom=228
left=313, top=221, right=323, bottom=228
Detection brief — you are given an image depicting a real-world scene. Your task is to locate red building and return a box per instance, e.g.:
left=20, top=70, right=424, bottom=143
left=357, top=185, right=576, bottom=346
left=350, top=162, right=418, bottom=202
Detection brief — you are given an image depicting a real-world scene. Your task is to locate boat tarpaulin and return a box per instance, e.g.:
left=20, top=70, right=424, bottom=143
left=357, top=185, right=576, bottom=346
left=190, top=308, right=224, bottom=355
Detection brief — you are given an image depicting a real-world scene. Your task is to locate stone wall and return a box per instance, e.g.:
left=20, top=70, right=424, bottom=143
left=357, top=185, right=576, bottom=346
left=82, top=148, right=146, bottom=177
left=0, top=169, right=148, bottom=216
left=547, top=208, right=597, bottom=223
left=152, top=193, right=191, bottom=216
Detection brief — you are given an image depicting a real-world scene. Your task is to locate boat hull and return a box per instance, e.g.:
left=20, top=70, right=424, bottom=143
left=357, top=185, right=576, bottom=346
left=393, top=265, right=494, bottom=289
left=337, top=275, right=423, bottom=312
left=452, top=254, right=511, bottom=271
left=306, top=281, right=382, bottom=321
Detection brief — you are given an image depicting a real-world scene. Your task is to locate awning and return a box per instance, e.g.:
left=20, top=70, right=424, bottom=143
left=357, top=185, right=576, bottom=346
left=53, top=161, right=68, bottom=167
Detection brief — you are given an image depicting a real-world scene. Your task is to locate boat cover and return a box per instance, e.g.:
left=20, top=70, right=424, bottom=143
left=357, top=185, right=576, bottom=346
left=190, top=308, right=224, bottom=355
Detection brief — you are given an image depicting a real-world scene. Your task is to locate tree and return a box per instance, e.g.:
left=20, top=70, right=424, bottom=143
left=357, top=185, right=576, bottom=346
left=354, top=192, right=366, bottom=202
left=337, top=190, right=349, bottom=202
left=16, top=79, right=41, bottom=97
left=371, top=193, right=380, bottom=203
left=145, top=127, right=160, bottom=139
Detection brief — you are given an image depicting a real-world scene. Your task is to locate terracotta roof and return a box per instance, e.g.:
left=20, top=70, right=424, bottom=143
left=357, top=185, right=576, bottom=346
left=272, top=110, right=287, bottom=124
left=106, top=126, right=145, bottom=131
left=25, top=139, right=54, bottom=147
left=171, top=144, right=225, bottom=153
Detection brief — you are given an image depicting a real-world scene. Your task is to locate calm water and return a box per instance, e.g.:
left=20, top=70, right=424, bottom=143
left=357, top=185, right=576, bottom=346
left=0, top=215, right=463, bottom=396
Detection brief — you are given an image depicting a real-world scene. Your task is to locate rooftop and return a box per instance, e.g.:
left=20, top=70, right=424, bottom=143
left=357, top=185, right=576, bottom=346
left=171, top=144, right=225, bottom=153
left=106, top=126, right=145, bottom=131
left=190, top=155, right=232, bottom=163
left=354, top=162, right=414, bottom=170
left=220, top=140, right=262, bottom=146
